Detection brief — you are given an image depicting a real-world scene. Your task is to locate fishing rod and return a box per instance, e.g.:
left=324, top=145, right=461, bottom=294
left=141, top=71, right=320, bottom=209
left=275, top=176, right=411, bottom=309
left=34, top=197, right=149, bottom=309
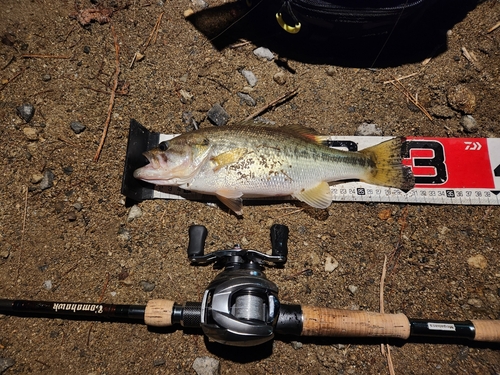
left=1, top=224, right=499, bottom=347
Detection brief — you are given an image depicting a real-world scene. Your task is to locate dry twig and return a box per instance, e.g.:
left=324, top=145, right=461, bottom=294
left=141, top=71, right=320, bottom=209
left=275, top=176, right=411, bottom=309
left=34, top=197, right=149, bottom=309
left=21, top=54, right=71, bottom=59
left=487, top=21, right=500, bottom=33
left=93, top=25, right=120, bottom=162
left=17, top=186, right=28, bottom=279
left=389, top=76, right=433, bottom=122
left=244, top=88, right=298, bottom=121
left=130, top=12, right=164, bottom=68
left=380, top=256, right=396, bottom=375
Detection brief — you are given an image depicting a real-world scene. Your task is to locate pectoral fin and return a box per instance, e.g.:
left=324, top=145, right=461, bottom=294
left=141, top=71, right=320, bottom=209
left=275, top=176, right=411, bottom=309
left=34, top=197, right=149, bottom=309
left=211, top=148, right=250, bottom=172
left=215, top=189, right=244, bottom=215
left=292, top=181, right=332, bottom=209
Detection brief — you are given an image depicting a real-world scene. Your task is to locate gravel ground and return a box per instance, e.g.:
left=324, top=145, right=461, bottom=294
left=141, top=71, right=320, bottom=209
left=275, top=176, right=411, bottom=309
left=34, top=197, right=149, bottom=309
left=0, top=1, right=499, bottom=374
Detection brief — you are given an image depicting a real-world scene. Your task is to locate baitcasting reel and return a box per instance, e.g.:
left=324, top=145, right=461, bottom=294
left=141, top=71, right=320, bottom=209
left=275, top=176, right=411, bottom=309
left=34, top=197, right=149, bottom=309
left=187, top=224, right=288, bottom=346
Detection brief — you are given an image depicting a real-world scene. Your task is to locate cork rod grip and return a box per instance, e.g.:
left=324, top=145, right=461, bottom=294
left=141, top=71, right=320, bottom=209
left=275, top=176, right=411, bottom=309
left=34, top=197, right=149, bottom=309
left=301, top=306, right=411, bottom=339
left=144, top=299, right=175, bottom=327
left=471, top=320, right=500, bottom=342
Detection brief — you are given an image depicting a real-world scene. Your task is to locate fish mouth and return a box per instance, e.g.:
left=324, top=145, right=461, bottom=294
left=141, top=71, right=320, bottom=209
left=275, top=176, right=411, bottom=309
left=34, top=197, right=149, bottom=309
left=132, top=152, right=167, bottom=183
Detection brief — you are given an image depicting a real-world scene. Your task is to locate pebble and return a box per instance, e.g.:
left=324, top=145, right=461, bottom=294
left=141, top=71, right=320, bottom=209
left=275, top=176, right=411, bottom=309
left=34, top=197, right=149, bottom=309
left=192, top=356, right=220, bottom=375
left=70, top=121, right=86, bottom=134
left=179, top=89, right=193, bottom=104
left=273, top=71, right=286, bottom=85
left=118, top=227, right=131, bottom=242
left=429, top=105, right=455, bottom=119
left=31, top=173, right=44, bottom=184
left=140, top=280, right=156, bottom=292
left=0, top=247, right=10, bottom=259
left=43, top=280, right=53, bottom=290
left=253, top=47, right=274, bottom=61
left=67, top=211, right=77, bottom=221
left=324, top=255, right=339, bottom=272
left=127, top=205, right=143, bottom=222
left=40, top=169, right=54, bottom=190
left=467, top=254, right=487, bottom=269
left=73, top=202, right=83, bottom=212
left=207, top=103, right=229, bottom=126
left=467, top=298, right=483, bottom=308
left=182, top=111, right=199, bottom=131
left=460, top=115, right=478, bottom=133
left=0, top=358, right=15, bottom=373
left=23, top=127, right=38, bottom=141
left=348, top=285, right=358, bottom=294
left=241, top=69, right=257, bottom=87
left=83, top=45, right=90, bottom=54
left=153, top=358, right=166, bottom=367
left=355, top=123, right=382, bottom=136
left=447, top=85, right=476, bottom=114
left=42, top=74, right=51, bottom=82
left=291, top=341, right=303, bottom=349
left=16, top=103, right=35, bottom=123
left=237, top=92, right=256, bottom=106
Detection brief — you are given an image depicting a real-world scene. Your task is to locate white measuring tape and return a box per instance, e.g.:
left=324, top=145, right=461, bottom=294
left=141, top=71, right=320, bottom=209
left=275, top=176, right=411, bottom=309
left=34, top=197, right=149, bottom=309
left=144, top=134, right=500, bottom=205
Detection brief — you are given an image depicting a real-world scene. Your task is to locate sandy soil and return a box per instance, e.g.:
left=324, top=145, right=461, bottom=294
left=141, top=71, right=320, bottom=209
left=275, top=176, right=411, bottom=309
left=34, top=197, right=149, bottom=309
left=0, top=0, right=499, bottom=374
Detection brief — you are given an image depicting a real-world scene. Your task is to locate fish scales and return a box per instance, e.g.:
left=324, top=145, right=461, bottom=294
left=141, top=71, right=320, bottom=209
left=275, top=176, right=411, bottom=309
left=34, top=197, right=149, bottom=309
left=133, top=122, right=414, bottom=215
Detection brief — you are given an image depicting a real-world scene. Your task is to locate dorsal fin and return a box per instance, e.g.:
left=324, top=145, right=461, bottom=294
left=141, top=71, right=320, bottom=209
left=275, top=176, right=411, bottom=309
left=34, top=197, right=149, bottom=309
left=279, top=124, right=326, bottom=145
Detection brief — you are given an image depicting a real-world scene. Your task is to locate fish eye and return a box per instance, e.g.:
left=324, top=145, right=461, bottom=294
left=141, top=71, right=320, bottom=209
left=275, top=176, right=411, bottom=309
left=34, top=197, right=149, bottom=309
left=158, top=141, right=169, bottom=151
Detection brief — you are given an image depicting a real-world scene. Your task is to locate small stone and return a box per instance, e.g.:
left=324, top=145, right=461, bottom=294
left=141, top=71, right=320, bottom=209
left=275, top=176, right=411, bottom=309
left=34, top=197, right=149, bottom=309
left=191, top=0, right=208, bottom=9
left=291, top=341, right=303, bottom=350
left=253, top=47, right=274, bottom=61
left=43, top=280, right=53, bottom=290
left=31, top=173, right=44, bottom=184
left=324, top=255, right=339, bottom=272
left=355, top=123, right=383, bottom=136
left=273, top=71, right=286, bottom=85
left=192, top=357, right=220, bottom=375
left=429, top=105, right=455, bottom=119
left=67, top=211, right=77, bottom=221
left=467, top=254, right=487, bottom=269
left=179, top=89, right=193, bottom=104
left=207, top=103, right=229, bottom=126
left=326, top=66, right=336, bottom=76
left=83, top=45, right=90, bottom=54
left=467, top=298, right=483, bottom=308
left=42, top=74, right=51, bottom=82
left=0, top=358, right=15, bottom=373
left=127, top=205, right=143, bottom=222
left=0, top=248, right=10, bottom=259
left=378, top=208, right=392, bottom=220
left=118, top=227, right=131, bottom=242
left=63, top=166, right=74, bottom=175
left=460, top=115, right=478, bottom=133
left=40, top=169, right=54, bottom=190
left=241, top=69, right=257, bottom=87
left=348, top=285, right=358, bottom=294
left=140, top=280, right=156, bottom=292
left=17, top=103, right=35, bottom=123
left=153, top=358, right=166, bottom=367
left=447, top=85, right=476, bottom=114
left=237, top=92, right=256, bottom=106
left=73, top=202, right=83, bottom=211
left=70, top=121, right=86, bottom=134
left=23, top=127, right=38, bottom=141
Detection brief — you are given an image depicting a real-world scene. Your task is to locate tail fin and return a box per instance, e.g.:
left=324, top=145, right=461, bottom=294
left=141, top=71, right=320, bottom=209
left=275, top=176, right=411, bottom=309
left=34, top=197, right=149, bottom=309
left=359, top=137, right=415, bottom=191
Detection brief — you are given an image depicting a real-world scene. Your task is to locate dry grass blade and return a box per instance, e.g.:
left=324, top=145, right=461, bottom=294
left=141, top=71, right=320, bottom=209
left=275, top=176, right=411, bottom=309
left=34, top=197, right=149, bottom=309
left=93, top=25, right=120, bottom=162
left=380, top=255, right=396, bottom=375
left=21, top=54, right=71, bottom=59
left=389, top=76, right=433, bottom=122
left=130, top=12, right=164, bottom=68
left=487, top=21, right=500, bottom=33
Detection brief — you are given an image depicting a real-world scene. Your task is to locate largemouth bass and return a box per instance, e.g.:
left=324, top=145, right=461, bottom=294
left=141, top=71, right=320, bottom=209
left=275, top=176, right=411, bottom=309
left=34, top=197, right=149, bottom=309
left=133, top=122, right=414, bottom=215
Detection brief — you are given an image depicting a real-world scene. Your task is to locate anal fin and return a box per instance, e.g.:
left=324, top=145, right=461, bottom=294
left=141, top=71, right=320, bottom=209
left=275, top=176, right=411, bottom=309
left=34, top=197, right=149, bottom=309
left=292, top=181, right=332, bottom=209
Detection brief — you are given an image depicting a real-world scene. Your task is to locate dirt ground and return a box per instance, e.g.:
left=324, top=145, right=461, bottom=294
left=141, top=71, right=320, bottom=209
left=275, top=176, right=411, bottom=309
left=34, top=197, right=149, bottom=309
left=1, top=0, right=499, bottom=374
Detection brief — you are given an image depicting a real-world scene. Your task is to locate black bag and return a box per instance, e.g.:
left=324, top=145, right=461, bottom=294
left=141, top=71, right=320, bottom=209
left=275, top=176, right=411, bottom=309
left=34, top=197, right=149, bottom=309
left=275, top=0, right=438, bottom=36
